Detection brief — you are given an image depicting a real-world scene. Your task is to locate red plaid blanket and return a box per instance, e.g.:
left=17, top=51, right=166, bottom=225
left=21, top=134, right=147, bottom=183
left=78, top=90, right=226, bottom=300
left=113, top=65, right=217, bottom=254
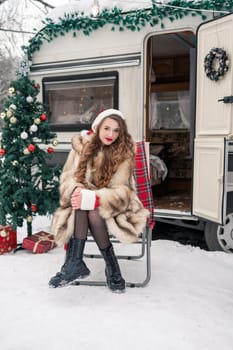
left=134, top=142, right=155, bottom=229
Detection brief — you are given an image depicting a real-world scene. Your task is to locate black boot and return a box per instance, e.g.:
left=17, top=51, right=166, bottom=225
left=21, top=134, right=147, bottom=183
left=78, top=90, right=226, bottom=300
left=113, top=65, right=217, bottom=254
left=49, top=237, right=90, bottom=288
left=100, top=244, right=125, bottom=293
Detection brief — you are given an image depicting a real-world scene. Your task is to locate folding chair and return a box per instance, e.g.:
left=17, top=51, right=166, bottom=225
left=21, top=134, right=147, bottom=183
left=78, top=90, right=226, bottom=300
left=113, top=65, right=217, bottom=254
left=74, top=141, right=155, bottom=288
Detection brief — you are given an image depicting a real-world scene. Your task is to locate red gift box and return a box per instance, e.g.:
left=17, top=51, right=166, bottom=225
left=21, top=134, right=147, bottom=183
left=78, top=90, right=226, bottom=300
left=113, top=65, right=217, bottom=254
left=0, top=225, right=17, bottom=255
left=22, top=231, right=56, bottom=254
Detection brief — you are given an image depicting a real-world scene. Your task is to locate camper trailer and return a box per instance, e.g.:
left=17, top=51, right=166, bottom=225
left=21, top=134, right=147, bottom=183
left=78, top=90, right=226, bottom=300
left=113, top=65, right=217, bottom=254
left=28, top=1, right=233, bottom=253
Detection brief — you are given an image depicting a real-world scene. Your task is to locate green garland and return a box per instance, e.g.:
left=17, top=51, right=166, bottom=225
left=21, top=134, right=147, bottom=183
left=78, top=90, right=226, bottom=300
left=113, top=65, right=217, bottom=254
left=23, top=0, right=233, bottom=59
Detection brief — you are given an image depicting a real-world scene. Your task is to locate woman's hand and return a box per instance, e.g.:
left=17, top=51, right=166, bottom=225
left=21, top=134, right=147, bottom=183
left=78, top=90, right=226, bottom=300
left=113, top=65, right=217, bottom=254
left=71, top=187, right=83, bottom=209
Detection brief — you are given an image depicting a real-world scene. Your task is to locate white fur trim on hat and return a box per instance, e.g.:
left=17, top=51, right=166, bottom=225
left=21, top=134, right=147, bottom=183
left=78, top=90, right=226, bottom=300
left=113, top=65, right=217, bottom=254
left=80, top=189, right=96, bottom=210
left=80, top=129, right=89, bottom=137
left=91, top=109, right=125, bottom=132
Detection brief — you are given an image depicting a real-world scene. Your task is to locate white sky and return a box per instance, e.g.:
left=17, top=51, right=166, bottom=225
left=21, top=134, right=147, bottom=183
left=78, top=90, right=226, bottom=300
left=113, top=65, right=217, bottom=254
left=48, top=0, right=73, bottom=5
left=47, top=0, right=154, bottom=16
left=48, top=0, right=153, bottom=6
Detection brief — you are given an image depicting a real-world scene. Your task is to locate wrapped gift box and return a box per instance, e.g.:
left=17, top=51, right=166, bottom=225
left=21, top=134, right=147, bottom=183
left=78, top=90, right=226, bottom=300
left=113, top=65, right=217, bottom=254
left=22, top=231, right=56, bottom=254
left=0, top=225, right=17, bottom=254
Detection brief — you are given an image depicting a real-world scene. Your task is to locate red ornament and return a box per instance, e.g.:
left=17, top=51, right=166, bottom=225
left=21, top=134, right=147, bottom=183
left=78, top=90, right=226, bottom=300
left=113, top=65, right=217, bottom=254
left=0, top=148, right=6, bottom=157
left=31, top=204, right=37, bottom=212
left=28, top=144, right=36, bottom=152
left=47, top=147, right=54, bottom=154
left=34, top=83, right=40, bottom=89
left=40, top=113, right=47, bottom=121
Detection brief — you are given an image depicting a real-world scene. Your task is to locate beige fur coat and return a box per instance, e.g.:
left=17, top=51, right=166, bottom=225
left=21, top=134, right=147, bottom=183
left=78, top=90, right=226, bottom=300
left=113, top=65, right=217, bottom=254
left=51, top=133, right=149, bottom=246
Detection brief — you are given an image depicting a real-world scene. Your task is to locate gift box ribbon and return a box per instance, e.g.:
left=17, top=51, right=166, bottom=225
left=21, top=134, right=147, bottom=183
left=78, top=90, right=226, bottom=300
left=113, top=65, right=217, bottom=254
left=32, top=233, right=55, bottom=253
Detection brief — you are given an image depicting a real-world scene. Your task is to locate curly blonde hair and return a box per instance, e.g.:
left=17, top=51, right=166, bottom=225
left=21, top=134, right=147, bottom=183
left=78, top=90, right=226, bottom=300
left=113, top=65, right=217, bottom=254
left=75, top=115, right=135, bottom=189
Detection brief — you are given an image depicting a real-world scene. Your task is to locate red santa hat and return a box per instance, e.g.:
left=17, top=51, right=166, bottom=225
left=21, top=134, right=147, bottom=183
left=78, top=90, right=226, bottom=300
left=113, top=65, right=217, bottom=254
left=91, top=108, right=125, bottom=132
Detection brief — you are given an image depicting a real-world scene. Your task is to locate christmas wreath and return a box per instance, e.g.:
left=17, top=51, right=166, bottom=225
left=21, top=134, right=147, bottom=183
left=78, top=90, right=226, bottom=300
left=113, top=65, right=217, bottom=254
left=204, top=48, right=229, bottom=81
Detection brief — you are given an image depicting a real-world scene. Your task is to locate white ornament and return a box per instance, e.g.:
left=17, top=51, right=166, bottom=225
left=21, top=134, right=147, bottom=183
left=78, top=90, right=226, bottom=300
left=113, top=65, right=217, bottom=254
left=0, top=112, right=6, bottom=119
left=17, top=55, right=31, bottom=77
left=26, top=95, right=33, bottom=103
left=9, top=104, right=17, bottom=111
left=30, top=124, right=38, bottom=133
left=20, top=131, right=28, bottom=139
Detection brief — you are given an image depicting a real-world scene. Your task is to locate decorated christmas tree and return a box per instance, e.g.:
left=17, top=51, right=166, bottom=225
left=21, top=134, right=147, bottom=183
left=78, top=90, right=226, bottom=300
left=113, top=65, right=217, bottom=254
left=0, top=72, right=61, bottom=236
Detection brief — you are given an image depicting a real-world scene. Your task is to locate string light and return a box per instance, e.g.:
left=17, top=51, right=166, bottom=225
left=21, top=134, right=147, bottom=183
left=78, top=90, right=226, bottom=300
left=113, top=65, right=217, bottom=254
left=92, top=0, right=100, bottom=17
left=101, top=0, right=231, bottom=15
left=89, top=0, right=229, bottom=15
left=153, top=1, right=229, bottom=14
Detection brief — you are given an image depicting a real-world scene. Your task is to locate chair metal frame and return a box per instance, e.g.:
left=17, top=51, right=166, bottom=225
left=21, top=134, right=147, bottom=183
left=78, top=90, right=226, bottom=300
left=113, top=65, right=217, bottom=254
left=74, top=227, right=152, bottom=288
left=73, top=141, right=154, bottom=288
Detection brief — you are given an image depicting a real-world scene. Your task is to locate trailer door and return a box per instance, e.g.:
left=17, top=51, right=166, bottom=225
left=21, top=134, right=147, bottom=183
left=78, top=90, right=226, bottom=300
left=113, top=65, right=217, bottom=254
left=193, top=13, right=233, bottom=224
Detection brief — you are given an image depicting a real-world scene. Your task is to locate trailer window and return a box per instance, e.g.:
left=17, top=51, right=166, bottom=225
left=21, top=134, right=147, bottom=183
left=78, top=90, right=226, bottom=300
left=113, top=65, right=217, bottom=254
left=43, top=72, right=118, bottom=131
left=150, top=89, right=190, bottom=129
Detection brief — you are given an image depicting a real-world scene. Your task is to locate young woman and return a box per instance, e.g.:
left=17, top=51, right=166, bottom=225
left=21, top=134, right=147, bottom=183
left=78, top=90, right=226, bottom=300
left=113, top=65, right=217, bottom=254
left=49, top=109, right=149, bottom=292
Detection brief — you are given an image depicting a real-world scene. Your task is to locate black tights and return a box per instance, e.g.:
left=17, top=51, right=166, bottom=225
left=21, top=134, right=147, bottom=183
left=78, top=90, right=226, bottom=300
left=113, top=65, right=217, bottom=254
left=73, top=209, right=110, bottom=250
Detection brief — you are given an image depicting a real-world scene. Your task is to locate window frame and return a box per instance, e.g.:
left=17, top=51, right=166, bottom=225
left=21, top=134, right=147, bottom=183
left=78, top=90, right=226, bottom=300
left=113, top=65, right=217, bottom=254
left=42, top=71, right=119, bottom=132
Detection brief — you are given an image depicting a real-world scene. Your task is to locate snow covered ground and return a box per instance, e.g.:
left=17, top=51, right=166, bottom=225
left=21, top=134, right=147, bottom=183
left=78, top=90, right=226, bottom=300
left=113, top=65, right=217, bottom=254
left=1, top=216, right=233, bottom=350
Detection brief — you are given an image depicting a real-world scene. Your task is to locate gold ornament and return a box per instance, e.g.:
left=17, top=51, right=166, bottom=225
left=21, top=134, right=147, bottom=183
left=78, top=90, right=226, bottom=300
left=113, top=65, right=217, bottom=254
left=23, top=148, right=30, bottom=155
left=10, top=116, right=17, bottom=124
left=8, top=87, right=15, bottom=95
left=0, top=229, right=8, bottom=237
left=27, top=216, right=33, bottom=222
left=6, top=110, right=13, bottom=118
left=52, top=139, right=59, bottom=146
left=34, top=118, right=41, bottom=125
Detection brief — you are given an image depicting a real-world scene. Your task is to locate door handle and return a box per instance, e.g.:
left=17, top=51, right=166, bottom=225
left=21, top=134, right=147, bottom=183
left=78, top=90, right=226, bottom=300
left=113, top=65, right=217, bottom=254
left=218, top=95, right=233, bottom=103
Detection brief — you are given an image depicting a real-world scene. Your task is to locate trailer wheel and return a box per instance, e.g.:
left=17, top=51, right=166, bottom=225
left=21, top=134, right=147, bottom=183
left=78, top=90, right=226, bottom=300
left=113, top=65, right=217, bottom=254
left=204, top=215, right=233, bottom=253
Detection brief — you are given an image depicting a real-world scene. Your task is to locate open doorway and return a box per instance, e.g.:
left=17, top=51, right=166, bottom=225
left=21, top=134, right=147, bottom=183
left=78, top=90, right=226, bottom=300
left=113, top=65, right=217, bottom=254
left=146, top=31, right=196, bottom=216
